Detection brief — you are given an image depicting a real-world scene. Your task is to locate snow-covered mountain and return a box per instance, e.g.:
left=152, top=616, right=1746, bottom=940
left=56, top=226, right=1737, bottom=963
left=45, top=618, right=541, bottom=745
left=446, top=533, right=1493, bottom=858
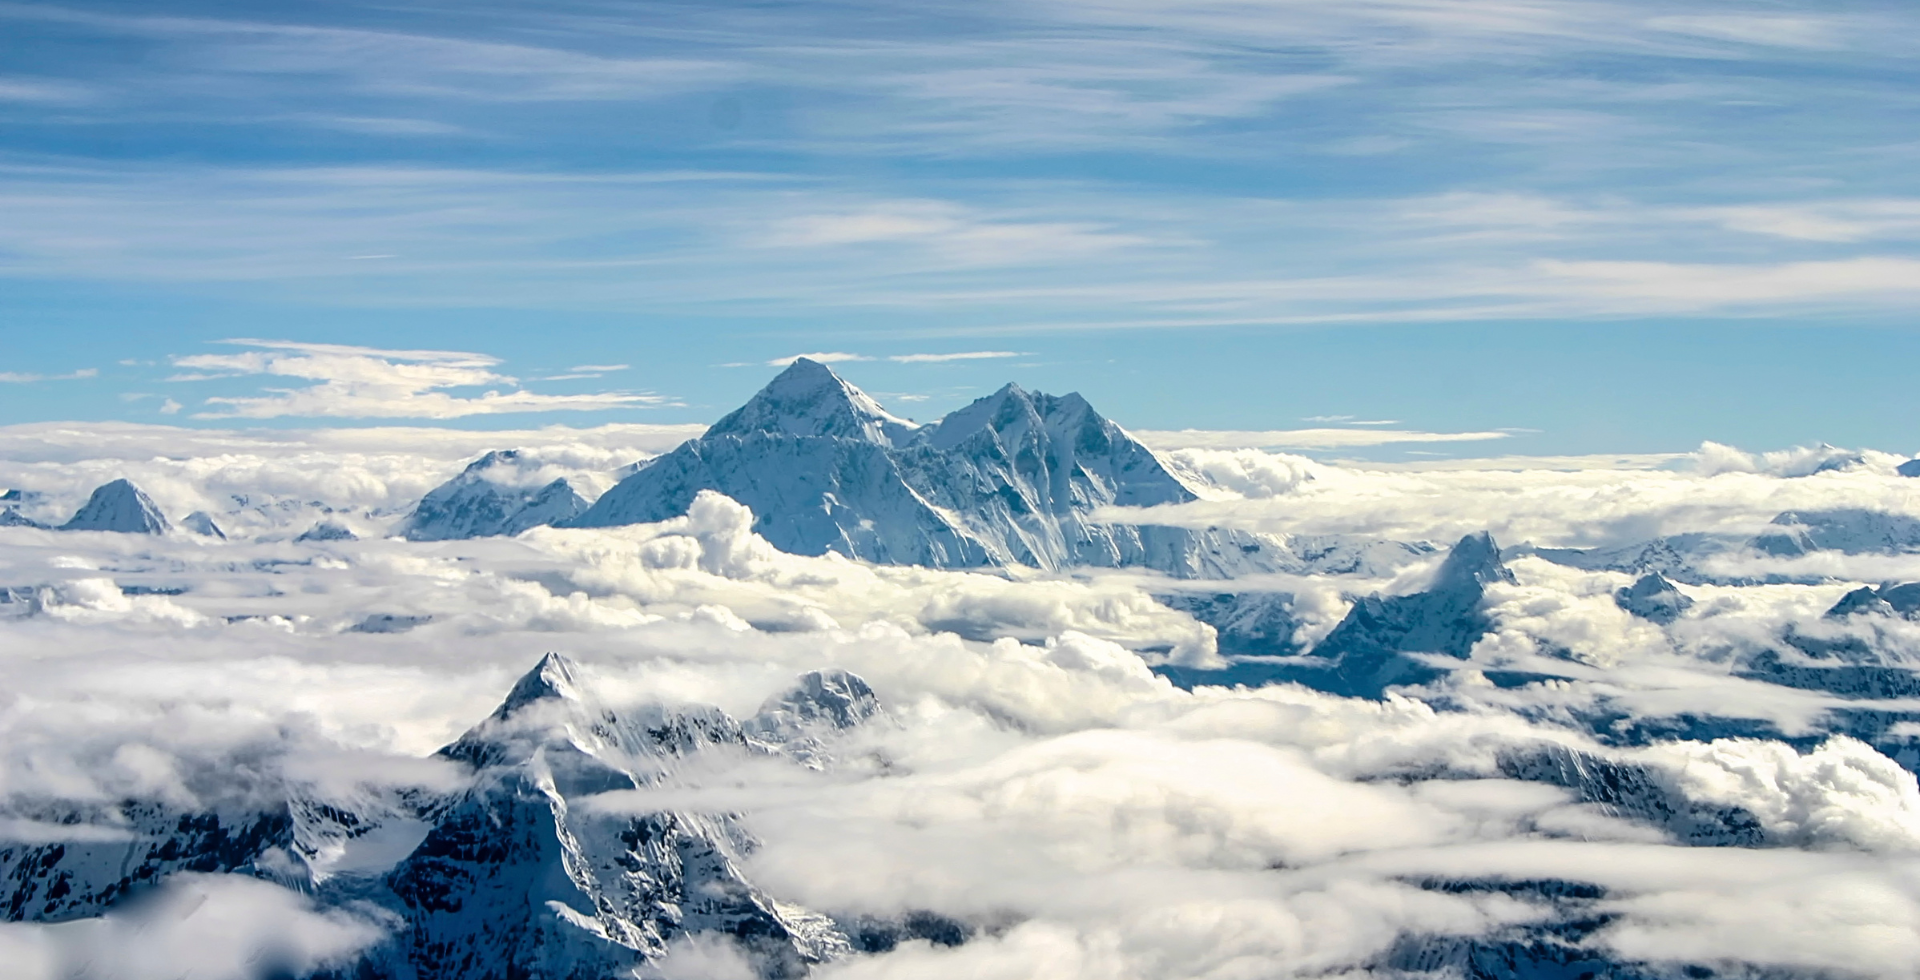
left=347, top=653, right=862, bottom=978
left=1290, top=531, right=1516, bottom=698
left=1159, top=532, right=1514, bottom=697
left=59, top=478, right=170, bottom=534
left=182, top=510, right=226, bottom=538
left=1614, top=572, right=1692, bottom=624
left=568, top=358, right=1292, bottom=578
left=1527, top=508, right=1920, bottom=584
left=296, top=519, right=359, bottom=543
left=2, top=653, right=887, bottom=979
left=1752, top=508, right=1920, bottom=556
left=404, top=450, right=591, bottom=541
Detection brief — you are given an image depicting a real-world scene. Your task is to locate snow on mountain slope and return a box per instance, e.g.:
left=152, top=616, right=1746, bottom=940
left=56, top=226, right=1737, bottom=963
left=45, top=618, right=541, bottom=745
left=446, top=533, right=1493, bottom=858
left=895, top=382, right=1285, bottom=576
left=1614, top=573, right=1693, bottom=625
left=404, top=450, right=591, bottom=541
left=1523, top=510, right=1920, bottom=584
left=358, top=653, right=858, bottom=979
left=1752, top=508, right=1920, bottom=556
left=0, top=803, right=293, bottom=923
left=2, top=652, right=882, bottom=979
left=20, top=419, right=1920, bottom=978
left=58, top=479, right=170, bottom=534
left=570, top=432, right=995, bottom=567
left=706, top=357, right=918, bottom=448
left=571, top=359, right=1291, bottom=578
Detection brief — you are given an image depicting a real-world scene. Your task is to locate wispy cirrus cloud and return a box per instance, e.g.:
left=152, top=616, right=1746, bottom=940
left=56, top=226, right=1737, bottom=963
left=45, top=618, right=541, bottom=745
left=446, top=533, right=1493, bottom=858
left=756, top=201, right=1151, bottom=265
left=0, top=368, right=98, bottom=383
left=1134, top=427, right=1514, bottom=451
left=168, top=340, right=671, bottom=419
left=888, top=351, right=1026, bottom=363
left=538, top=363, right=631, bottom=381
left=757, top=352, right=873, bottom=368
left=1302, top=415, right=1400, bottom=425
left=753, top=351, right=1026, bottom=367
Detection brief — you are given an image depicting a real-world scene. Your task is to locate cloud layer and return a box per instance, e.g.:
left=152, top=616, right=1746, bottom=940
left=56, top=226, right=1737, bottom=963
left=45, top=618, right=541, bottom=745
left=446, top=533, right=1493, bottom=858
left=6, top=424, right=1920, bottom=976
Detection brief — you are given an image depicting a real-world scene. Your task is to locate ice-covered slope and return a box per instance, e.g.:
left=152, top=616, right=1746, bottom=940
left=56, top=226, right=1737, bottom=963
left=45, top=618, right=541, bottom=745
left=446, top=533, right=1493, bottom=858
left=0, top=507, right=47, bottom=529
left=1292, top=531, right=1515, bottom=698
left=0, top=802, right=292, bottom=922
left=1615, top=572, right=1692, bottom=624
left=58, top=478, right=170, bottom=534
left=706, top=357, right=918, bottom=448
left=895, top=382, right=1282, bottom=575
left=571, top=359, right=1289, bottom=577
left=1751, top=508, right=1920, bottom=556
left=355, top=653, right=858, bottom=978
left=1529, top=508, right=1920, bottom=584
left=1, top=653, right=882, bottom=979
left=1161, top=533, right=1516, bottom=697
left=404, top=450, right=591, bottom=541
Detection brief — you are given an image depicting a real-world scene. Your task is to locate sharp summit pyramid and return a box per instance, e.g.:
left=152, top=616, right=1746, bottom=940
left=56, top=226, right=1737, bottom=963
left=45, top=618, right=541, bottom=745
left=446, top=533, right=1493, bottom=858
left=706, top=356, right=920, bottom=448
left=59, top=478, right=171, bottom=534
left=567, top=358, right=1282, bottom=577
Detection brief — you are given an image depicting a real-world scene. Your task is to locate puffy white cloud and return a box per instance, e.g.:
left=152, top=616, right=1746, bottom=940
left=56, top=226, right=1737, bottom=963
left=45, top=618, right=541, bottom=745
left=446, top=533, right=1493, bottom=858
left=0, top=874, right=386, bottom=980
left=0, top=418, right=700, bottom=535
left=1109, top=441, right=1920, bottom=551
left=8, top=432, right=1920, bottom=978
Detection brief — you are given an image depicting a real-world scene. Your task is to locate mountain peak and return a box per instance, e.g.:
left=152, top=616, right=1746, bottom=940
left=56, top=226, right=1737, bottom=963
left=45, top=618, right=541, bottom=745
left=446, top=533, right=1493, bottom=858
left=404, top=452, right=587, bottom=541
left=921, top=382, right=1035, bottom=450
left=707, top=358, right=918, bottom=447
left=1431, top=531, right=1515, bottom=592
left=1616, top=572, right=1693, bottom=624
left=465, top=449, right=521, bottom=473
left=60, top=478, right=170, bottom=534
left=494, top=651, right=584, bottom=718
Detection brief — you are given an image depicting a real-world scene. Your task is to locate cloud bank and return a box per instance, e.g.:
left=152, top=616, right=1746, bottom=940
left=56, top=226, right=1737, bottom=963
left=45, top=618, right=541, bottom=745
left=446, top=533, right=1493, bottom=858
left=5, top=424, right=1920, bottom=977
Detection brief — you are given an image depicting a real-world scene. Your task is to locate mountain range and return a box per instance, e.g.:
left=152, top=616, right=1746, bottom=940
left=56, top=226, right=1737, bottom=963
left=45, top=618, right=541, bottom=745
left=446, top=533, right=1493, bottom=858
left=1, top=654, right=907, bottom=979
left=558, top=358, right=1293, bottom=578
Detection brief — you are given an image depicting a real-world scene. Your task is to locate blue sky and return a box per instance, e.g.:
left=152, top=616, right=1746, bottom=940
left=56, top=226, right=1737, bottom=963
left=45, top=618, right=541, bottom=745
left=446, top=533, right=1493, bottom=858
left=1, top=0, right=1917, bottom=458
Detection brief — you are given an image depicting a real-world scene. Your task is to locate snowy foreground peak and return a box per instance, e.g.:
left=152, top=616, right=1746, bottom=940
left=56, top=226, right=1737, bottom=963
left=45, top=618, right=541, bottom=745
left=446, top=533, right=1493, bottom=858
left=1, top=653, right=885, bottom=979
left=569, top=360, right=1283, bottom=577
left=59, top=478, right=170, bottom=534
left=709, top=357, right=920, bottom=448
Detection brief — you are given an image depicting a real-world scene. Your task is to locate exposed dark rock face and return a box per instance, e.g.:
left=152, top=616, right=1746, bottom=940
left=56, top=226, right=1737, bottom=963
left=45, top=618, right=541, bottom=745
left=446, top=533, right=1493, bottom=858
left=1, top=803, right=294, bottom=923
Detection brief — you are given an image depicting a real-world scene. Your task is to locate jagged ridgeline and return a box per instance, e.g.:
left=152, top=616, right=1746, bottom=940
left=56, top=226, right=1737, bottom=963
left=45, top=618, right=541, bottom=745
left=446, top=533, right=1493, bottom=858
left=397, top=359, right=1424, bottom=578
left=0, top=654, right=945, bottom=979
left=2, top=651, right=1877, bottom=980
left=554, top=358, right=1287, bottom=577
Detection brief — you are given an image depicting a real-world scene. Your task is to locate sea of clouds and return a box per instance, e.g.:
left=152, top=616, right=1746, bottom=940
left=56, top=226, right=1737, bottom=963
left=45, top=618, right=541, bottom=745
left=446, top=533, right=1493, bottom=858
left=5, top=422, right=1920, bottom=979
